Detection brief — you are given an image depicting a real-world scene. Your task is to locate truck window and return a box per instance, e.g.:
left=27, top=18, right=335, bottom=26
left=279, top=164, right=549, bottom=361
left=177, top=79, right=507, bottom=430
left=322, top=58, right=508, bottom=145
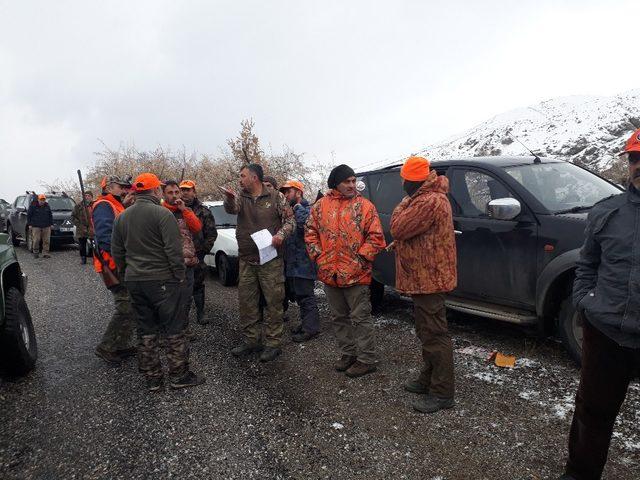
left=366, top=172, right=404, bottom=214
left=449, top=169, right=513, bottom=218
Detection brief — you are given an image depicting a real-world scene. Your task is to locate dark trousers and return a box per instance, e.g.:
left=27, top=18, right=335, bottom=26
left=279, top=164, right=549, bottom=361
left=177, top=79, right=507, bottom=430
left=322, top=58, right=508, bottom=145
left=180, top=267, right=195, bottom=330
left=286, top=277, right=319, bottom=334
left=78, top=237, right=93, bottom=259
left=413, top=293, right=455, bottom=398
left=126, top=279, right=184, bottom=336
left=565, top=319, right=640, bottom=480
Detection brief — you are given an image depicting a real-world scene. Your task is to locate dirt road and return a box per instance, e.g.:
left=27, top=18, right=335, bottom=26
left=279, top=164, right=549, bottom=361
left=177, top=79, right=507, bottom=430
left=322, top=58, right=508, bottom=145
left=1, top=248, right=638, bottom=479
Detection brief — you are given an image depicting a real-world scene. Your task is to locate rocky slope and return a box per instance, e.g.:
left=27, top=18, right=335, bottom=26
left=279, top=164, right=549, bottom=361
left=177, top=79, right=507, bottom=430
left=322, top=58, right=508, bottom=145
left=421, top=89, right=640, bottom=176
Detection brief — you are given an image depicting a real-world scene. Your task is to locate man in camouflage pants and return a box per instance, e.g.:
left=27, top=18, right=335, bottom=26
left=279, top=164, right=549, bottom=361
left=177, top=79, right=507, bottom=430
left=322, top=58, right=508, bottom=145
left=180, top=180, right=217, bottom=325
left=221, top=163, right=294, bottom=362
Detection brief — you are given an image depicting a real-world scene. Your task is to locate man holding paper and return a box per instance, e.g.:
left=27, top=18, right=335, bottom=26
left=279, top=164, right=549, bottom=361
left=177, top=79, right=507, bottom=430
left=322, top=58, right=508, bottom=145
left=221, top=163, right=295, bottom=362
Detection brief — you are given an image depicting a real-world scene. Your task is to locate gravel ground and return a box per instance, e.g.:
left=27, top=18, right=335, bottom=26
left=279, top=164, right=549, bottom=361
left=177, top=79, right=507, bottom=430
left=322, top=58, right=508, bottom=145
left=1, top=247, right=639, bottom=479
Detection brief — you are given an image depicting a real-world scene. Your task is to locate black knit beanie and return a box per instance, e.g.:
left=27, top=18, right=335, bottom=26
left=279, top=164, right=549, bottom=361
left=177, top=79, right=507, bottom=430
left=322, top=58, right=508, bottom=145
left=328, top=164, right=356, bottom=189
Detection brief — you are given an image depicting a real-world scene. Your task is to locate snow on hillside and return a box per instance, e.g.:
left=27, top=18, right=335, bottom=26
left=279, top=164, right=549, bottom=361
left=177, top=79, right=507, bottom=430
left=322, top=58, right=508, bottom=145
left=420, top=89, right=640, bottom=172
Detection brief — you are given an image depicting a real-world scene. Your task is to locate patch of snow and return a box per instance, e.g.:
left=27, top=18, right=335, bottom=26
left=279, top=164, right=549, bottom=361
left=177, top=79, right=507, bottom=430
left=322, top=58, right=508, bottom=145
left=470, top=370, right=505, bottom=386
left=331, top=422, right=344, bottom=430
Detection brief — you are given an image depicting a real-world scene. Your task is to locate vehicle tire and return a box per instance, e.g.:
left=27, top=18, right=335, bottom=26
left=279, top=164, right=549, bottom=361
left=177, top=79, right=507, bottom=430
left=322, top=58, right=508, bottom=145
left=370, top=278, right=385, bottom=312
left=558, top=296, right=583, bottom=366
left=0, top=287, right=38, bottom=376
left=217, top=253, right=239, bottom=286
left=7, top=224, right=20, bottom=247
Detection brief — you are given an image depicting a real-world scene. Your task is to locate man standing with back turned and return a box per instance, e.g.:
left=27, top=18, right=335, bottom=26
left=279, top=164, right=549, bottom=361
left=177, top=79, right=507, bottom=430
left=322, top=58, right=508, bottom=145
left=559, top=129, right=640, bottom=479
left=112, top=173, right=204, bottom=392
left=305, top=164, right=386, bottom=378
left=221, top=163, right=294, bottom=362
left=390, top=156, right=457, bottom=414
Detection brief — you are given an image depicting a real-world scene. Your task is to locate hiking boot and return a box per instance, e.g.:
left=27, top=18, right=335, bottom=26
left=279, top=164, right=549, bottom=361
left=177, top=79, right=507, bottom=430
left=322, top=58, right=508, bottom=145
left=147, top=376, right=164, bottom=392
left=292, top=331, right=319, bottom=343
left=345, top=361, right=377, bottom=378
left=412, top=394, right=455, bottom=414
left=95, top=346, right=122, bottom=365
left=115, top=347, right=137, bottom=359
left=290, top=323, right=304, bottom=335
left=43, top=254, right=51, bottom=258
left=231, top=342, right=264, bottom=357
left=259, top=346, right=282, bottom=363
left=404, top=379, right=428, bottom=394
left=196, top=310, right=209, bottom=325
left=170, top=371, right=205, bottom=389
left=33, top=252, right=39, bottom=259
left=334, top=355, right=357, bottom=372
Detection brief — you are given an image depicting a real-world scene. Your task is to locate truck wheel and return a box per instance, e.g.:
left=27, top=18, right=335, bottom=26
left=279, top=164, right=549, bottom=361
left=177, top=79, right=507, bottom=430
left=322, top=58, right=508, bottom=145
left=370, top=279, right=385, bottom=313
left=7, top=224, right=20, bottom=247
left=217, top=253, right=239, bottom=286
left=558, top=296, right=583, bottom=366
left=0, top=287, right=38, bottom=376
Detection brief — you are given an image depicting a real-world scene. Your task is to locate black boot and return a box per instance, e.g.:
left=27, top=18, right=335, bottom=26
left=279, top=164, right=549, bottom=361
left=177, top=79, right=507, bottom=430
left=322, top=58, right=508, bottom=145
left=81, top=256, right=87, bottom=265
left=193, top=291, right=208, bottom=325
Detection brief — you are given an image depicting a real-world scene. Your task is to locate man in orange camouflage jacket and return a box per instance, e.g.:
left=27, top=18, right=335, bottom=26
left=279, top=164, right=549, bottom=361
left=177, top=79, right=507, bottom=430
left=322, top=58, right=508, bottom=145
left=305, top=164, right=386, bottom=378
left=390, top=156, right=457, bottom=414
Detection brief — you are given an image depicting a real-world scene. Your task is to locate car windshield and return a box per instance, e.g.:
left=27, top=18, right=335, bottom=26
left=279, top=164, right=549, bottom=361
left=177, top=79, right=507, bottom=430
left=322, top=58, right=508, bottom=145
left=46, top=197, right=75, bottom=211
left=209, top=205, right=237, bottom=227
left=503, top=162, right=621, bottom=213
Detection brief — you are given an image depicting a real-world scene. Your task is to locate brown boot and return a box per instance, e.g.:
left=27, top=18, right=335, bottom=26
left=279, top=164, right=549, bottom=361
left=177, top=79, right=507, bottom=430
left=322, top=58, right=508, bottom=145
left=345, top=361, right=377, bottom=378
left=95, top=346, right=122, bottom=365
left=334, top=355, right=357, bottom=372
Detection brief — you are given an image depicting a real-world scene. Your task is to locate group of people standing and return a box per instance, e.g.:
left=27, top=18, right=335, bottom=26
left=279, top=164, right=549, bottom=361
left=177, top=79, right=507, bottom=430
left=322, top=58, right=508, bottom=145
left=67, top=128, right=640, bottom=479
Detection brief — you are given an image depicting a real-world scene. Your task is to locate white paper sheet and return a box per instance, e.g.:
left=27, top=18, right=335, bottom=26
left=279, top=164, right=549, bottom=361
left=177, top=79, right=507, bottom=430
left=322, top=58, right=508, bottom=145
left=250, top=229, right=277, bottom=265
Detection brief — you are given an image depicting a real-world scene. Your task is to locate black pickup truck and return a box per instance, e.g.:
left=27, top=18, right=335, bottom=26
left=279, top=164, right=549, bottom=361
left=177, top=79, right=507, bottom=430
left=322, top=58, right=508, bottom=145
left=358, top=156, right=623, bottom=363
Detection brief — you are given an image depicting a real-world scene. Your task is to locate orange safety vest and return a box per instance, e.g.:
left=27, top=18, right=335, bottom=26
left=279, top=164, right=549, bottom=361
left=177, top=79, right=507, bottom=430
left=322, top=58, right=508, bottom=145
left=91, top=194, right=125, bottom=273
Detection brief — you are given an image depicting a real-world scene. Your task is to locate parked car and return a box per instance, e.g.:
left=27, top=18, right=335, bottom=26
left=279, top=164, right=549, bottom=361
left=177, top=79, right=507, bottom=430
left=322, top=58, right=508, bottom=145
left=6, top=192, right=76, bottom=248
left=0, top=198, right=10, bottom=232
left=358, top=156, right=623, bottom=363
left=203, top=201, right=239, bottom=286
left=0, top=232, right=37, bottom=376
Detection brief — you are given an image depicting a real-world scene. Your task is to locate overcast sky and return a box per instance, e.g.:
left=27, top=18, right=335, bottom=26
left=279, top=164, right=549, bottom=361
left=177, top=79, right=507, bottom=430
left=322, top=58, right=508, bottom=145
left=1, top=0, right=638, bottom=201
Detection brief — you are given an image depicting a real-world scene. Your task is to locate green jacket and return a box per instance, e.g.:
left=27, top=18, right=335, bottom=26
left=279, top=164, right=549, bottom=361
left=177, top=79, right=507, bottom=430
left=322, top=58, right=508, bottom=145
left=111, top=194, right=185, bottom=282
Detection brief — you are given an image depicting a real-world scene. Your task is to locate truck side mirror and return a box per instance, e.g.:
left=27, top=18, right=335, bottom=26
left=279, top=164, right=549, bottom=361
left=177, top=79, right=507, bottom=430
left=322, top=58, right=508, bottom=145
left=487, top=198, right=521, bottom=220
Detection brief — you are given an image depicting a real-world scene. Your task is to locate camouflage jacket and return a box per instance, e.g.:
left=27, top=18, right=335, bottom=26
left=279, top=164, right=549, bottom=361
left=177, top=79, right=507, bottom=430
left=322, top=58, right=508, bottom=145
left=187, top=198, right=218, bottom=258
left=72, top=201, right=94, bottom=238
left=224, top=185, right=295, bottom=264
left=390, top=171, right=457, bottom=295
left=305, top=190, right=385, bottom=287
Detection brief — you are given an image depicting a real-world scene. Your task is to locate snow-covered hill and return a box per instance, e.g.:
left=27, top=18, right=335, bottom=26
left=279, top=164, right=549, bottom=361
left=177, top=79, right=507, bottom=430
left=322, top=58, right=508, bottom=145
left=420, top=89, right=640, bottom=173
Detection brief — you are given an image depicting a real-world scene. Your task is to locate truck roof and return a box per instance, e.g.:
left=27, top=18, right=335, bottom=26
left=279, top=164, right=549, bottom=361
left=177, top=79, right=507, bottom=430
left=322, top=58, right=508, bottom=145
left=357, top=156, right=563, bottom=176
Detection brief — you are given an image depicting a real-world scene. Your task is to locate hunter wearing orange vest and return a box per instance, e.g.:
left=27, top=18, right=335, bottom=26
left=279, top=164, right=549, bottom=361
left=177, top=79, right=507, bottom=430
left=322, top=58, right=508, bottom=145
left=92, top=174, right=137, bottom=365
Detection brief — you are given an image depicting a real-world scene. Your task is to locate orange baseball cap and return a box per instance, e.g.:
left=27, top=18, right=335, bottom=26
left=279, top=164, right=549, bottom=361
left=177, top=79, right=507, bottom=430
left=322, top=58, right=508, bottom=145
left=37, top=194, right=46, bottom=200
left=279, top=180, right=304, bottom=193
left=400, top=156, right=430, bottom=182
left=179, top=180, right=196, bottom=190
left=621, top=128, right=640, bottom=155
left=133, top=173, right=162, bottom=191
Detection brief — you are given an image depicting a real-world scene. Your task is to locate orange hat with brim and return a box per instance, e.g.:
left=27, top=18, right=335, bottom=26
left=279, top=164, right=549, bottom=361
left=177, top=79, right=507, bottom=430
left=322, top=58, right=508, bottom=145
left=179, top=180, right=196, bottom=190
left=279, top=180, right=304, bottom=193
left=134, top=173, right=162, bottom=191
left=621, top=128, right=640, bottom=155
left=37, top=194, right=46, bottom=200
left=400, top=156, right=430, bottom=182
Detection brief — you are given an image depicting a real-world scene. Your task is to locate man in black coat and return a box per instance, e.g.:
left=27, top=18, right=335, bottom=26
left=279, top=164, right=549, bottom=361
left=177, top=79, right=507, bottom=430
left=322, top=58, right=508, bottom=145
left=27, top=194, right=53, bottom=258
left=560, top=128, right=640, bottom=480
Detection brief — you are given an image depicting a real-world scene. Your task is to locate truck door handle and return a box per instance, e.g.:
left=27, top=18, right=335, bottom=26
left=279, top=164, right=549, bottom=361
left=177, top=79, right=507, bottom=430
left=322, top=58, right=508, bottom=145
left=454, top=230, right=462, bottom=235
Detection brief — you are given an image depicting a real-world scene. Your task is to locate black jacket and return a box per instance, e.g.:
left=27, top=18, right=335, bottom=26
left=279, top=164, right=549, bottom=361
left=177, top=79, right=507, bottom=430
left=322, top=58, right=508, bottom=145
left=573, top=186, right=640, bottom=347
left=27, top=202, right=53, bottom=228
